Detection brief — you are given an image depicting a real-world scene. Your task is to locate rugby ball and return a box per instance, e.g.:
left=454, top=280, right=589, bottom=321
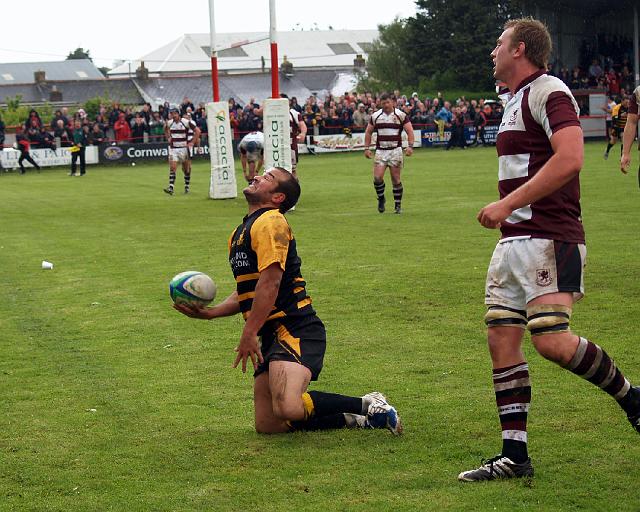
left=169, top=271, right=216, bottom=306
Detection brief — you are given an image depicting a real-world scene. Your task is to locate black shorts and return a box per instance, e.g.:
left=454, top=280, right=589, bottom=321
left=255, top=316, right=326, bottom=381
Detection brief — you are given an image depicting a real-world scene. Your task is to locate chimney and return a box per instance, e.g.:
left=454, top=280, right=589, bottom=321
left=34, top=70, right=46, bottom=83
left=354, top=54, right=366, bottom=69
left=49, top=85, right=62, bottom=102
left=136, top=61, right=149, bottom=81
left=280, top=55, right=294, bottom=77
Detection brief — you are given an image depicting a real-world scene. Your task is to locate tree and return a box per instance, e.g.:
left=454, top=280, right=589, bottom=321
left=407, top=0, right=523, bottom=91
left=361, top=18, right=417, bottom=92
left=364, top=0, right=524, bottom=92
left=66, top=48, right=92, bottom=61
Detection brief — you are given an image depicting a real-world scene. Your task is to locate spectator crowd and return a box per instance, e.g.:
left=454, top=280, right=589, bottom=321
left=7, top=92, right=505, bottom=152
left=553, top=33, right=634, bottom=97
left=230, top=91, right=504, bottom=144
left=12, top=97, right=211, bottom=150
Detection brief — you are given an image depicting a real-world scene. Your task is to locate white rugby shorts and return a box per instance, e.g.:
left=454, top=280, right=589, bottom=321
left=485, top=237, right=586, bottom=310
left=374, top=147, right=404, bottom=168
left=169, top=147, right=189, bottom=163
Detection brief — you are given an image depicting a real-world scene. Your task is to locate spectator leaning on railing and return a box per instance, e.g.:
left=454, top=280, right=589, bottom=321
left=130, top=113, right=148, bottom=143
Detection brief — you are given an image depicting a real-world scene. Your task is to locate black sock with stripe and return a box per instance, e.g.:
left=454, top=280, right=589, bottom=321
left=289, top=391, right=365, bottom=431
left=493, top=362, right=531, bottom=464
left=393, top=182, right=403, bottom=208
left=374, top=180, right=385, bottom=200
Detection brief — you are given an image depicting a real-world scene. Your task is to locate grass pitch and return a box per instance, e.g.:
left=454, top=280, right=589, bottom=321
left=1, top=142, right=639, bottom=511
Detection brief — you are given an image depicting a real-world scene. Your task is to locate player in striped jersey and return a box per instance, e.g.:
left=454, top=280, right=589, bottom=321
left=364, top=93, right=414, bottom=214
left=164, top=108, right=200, bottom=195
left=459, top=17, right=640, bottom=483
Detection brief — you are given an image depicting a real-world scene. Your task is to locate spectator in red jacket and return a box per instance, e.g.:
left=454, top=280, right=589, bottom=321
left=114, top=112, right=131, bottom=143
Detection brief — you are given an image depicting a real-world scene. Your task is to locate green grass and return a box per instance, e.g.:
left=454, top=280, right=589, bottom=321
left=1, top=143, right=639, bottom=511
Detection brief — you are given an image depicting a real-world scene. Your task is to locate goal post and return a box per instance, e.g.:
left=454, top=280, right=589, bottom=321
left=263, top=0, right=292, bottom=172
left=207, top=0, right=237, bottom=199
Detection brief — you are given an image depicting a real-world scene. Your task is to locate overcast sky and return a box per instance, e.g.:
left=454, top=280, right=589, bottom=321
left=0, top=0, right=417, bottom=68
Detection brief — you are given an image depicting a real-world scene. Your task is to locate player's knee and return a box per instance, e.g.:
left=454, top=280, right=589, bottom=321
left=254, top=419, right=277, bottom=434
left=271, top=397, right=304, bottom=422
left=530, top=334, right=574, bottom=364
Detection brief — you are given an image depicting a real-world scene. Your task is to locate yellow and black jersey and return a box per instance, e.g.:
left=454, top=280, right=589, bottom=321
left=228, top=208, right=314, bottom=333
left=612, top=104, right=629, bottom=130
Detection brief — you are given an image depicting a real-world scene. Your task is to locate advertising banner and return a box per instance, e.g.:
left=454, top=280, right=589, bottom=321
left=206, top=101, right=238, bottom=199
left=1, top=146, right=99, bottom=168
left=263, top=98, right=292, bottom=171
left=420, top=123, right=500, bottom=147
left=302, top=130, right=421, bottom=154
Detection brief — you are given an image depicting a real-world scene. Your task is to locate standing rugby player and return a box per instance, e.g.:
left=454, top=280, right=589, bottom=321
left=164, top=108, right=200, bottom=195
left=458, top=18, right=640, bottom=483
left=364, top=93, right=414, bottom=214
left=605, top=96, right=629, bottom=160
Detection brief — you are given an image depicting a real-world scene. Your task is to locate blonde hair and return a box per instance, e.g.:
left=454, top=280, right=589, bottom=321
left=504, top=17, right=552, bottom=69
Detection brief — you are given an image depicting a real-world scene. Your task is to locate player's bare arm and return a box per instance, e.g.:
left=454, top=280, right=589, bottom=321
left=192, top=126, right=201, bottom=147
left=620, top=113, right=638, bottom=174
left=173, top=291, right=240, bottom=319
left=233, top=263, right=283, bottom=373
left=297, top=120, right=307, bottom=143
left=478, top=126, right=583, bottom=229
left=364, top=123, right=374, bottom=158
left=404, top=120, right=415, bottom=156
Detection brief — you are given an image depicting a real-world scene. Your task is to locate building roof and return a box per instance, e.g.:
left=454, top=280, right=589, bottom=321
left=109, top=30, right=377, bottom=76
left=0, top=60, right=104, bottom=85
left=0, top=79, right=142, bottom=107
left=132, top=68, right=348, bottom=107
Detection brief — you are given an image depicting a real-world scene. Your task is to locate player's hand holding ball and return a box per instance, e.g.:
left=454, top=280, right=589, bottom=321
left=170, top=271, right=217, bottom=319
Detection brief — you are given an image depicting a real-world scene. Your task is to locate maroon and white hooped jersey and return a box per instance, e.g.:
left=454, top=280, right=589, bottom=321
left=496, top=70, right=584, bottom=243
left=289, top=108, right=302, bottom=151
left=168, top=118, right=196, bottom=148
left=370, top=108, right=409, bottom=149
